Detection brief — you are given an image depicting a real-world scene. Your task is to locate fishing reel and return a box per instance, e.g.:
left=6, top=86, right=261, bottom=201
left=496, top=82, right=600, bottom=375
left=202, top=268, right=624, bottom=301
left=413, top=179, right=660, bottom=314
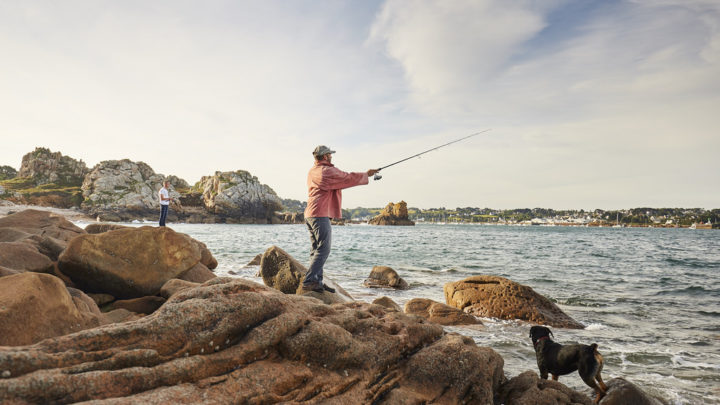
left=373, top=173, right=382, bottom=181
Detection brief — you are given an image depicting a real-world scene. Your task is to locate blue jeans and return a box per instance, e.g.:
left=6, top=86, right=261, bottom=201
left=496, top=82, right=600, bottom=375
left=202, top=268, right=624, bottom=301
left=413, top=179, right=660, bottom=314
left=159, top=204, right=169, bottom=226
left=304, top=217, right=331, bottom=286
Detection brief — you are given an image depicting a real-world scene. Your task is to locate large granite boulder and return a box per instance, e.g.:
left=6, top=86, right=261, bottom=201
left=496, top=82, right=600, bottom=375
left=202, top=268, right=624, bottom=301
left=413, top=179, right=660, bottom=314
left=0, top=242, right=54, bottom=274
left=363, top=265, right=409, bottom=289
left=58, top=226, right=203, bottom=298
left=0, top=209, right=86, bottom=261
left=498, top=370, right=593, bottom=405
left=444, top=275, right=585, bottom=329
left=369, top=201, right=415, bottom=226
left=404, top=298, right=481, bottom=326
left=259, top=245, right=353, bottom=303
left=80, top=159, right=184, bottom=220
left=0, top=278, right=505, bottom=403
left=0, top=209, right=85, bottom=244
left=259, top=245, right=308, bottom=294
left=0, top=273, right=106, bottom=346
left=18, top=147, right=88, bottom=187
left=197, top=170, right=283, bottom=223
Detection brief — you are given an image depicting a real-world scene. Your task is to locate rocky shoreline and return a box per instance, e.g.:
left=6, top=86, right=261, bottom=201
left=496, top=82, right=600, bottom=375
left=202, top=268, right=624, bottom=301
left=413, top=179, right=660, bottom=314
left=0, top=209, right=668, bottom=404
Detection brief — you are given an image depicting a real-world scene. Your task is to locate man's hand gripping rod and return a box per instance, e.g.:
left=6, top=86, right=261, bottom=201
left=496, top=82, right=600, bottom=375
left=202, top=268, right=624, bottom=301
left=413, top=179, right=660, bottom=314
left=372, top=129, right=491, bottom=180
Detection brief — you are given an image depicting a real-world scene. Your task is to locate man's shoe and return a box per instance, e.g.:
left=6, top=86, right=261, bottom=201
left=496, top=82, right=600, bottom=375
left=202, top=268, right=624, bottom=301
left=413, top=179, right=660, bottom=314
left=323, top=284, right=336, bottom=293
left=302, top=283, right=324, bottom=294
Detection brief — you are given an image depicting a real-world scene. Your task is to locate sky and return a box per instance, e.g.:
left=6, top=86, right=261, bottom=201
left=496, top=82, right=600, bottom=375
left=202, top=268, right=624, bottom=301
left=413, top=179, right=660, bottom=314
left=1, top=0, right=718, bottom=210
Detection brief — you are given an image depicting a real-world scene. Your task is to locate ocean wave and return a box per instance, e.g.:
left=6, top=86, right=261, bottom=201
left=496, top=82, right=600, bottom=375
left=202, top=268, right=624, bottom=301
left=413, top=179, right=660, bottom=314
left=665, top=257, right=720, bottom=269
left=655, top=286, right=719, bottom=296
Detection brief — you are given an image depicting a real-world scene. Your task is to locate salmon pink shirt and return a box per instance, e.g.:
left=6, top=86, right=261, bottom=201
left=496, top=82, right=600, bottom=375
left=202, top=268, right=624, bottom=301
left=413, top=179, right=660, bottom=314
left=304, top=160, right=369, bottom=219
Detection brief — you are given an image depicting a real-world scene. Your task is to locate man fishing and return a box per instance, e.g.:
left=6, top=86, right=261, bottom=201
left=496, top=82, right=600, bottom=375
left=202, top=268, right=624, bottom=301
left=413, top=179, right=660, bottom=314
left=303, top=145, right=379, bottom=294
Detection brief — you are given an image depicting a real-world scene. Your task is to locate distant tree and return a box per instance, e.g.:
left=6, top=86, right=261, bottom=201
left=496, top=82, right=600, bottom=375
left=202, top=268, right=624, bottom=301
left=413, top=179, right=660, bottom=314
left=281, top=198, right=306, bottom=212
left=0, top=165, right=17, bottom=180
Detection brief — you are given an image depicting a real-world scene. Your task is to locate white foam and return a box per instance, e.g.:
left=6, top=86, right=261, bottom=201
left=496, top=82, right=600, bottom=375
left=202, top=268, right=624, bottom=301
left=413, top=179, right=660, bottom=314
left=584, top=323, right=607, bottom=330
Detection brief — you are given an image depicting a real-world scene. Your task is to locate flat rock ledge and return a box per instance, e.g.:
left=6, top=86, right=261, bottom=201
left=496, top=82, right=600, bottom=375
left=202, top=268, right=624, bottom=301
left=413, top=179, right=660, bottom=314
left=0, top=278, right=505, bottom=404
left=444, top=275, right=585, bottom=329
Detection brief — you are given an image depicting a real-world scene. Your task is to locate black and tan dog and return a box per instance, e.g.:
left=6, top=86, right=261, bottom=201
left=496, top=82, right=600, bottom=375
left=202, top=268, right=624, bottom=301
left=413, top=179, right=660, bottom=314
left=529, top=326, right=608, bottom=403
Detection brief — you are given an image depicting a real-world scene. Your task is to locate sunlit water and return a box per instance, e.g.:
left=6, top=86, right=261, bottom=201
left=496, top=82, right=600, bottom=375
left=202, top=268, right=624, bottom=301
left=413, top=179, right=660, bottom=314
left=93, top=222, right=720, bottom=404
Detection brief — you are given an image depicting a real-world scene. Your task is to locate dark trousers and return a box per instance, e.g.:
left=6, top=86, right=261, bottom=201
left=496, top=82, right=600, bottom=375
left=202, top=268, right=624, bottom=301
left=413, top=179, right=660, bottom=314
left=159, top=204, right=169, bottom=226
left=304, top=217, right=331, bottom=287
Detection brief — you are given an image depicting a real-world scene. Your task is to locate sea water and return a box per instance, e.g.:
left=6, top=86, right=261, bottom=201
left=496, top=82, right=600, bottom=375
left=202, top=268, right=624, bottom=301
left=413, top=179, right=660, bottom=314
left=110, top=222, right=720, bottom=404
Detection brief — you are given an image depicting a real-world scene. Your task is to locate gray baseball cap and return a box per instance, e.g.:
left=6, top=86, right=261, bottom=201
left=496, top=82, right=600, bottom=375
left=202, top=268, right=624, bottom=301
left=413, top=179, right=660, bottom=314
left=312, top=145, right=336, bottom=156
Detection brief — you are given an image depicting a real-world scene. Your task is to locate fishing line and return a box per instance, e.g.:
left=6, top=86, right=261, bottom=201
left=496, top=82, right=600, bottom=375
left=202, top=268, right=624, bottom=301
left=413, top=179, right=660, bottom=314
left=373, top=129, right=491, bottom=180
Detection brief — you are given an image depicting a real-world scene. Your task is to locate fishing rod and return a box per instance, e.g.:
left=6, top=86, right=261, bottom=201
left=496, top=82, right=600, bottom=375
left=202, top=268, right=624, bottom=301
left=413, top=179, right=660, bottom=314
left=373, top=129, right=491, bottom=180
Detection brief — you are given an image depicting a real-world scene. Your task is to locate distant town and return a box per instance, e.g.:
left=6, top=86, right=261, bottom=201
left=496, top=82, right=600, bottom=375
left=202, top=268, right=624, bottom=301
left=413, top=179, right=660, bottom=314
left=282, top=200, right=719, bottom=228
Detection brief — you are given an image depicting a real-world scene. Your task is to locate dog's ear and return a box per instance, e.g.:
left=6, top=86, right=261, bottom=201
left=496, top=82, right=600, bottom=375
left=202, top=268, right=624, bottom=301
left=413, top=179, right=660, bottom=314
left=549, top=329, right=554, bottom=339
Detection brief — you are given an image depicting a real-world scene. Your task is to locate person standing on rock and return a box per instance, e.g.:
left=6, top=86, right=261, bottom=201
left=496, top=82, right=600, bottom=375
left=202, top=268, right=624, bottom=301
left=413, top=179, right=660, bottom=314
left=158, top=180, right=172, bottom=227
left=303, top=145, right=379, bottom=294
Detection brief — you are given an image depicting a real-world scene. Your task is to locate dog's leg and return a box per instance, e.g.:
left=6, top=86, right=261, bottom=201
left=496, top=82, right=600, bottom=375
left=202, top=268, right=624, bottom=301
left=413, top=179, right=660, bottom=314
left=595, top=352, right=608, bottom=392
left=551, top=374, right=558, bottom=381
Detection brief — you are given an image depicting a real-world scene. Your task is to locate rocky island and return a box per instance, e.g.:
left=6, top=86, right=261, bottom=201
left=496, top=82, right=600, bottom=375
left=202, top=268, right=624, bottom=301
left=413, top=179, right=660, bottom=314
left=1, top=147, right=287, bottom=224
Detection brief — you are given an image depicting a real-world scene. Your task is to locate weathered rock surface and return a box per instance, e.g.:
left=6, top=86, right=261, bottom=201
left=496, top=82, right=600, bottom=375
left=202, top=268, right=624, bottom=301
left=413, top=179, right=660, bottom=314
left=0, top=209, right=85, bottom=244
left=0, top=242, right=54, bottom=273
left=81, top=159, right=183, bottom=220
left=18, top=147, right=88, bottom=186
left=107, top=296, right=167, bottom=315
left=444, top=275, right=585, bottom=329
left=159, top=279, right=200, bottom=299
left=369, top=200, right=415, bottom=226
left=0, top=209, right=86, bottom=262
left=405, top=298, right=481, bottom=326
left=178, top=262, right=216, bottom=283
left=0, top=273, right=106, bottom=346
left=600, top=377, right=668, bottom=405
left=58, top=226, right=202, bottom=298
left=0, top=278, right=506, bottom=404
left=197, top=170, right=283, bottom=223
left=498, top=370, right=593, bottom=405
left=373, top=296, right=402, bottom=312
left=259, top=245, right=307, bottom=294
left=84, top=222, right=128, bottom=234
left=0, top=265, right=19, bottom=277
left=259, top=245, right=353, bottom=302
left=364, top=265, right=410, bottom=289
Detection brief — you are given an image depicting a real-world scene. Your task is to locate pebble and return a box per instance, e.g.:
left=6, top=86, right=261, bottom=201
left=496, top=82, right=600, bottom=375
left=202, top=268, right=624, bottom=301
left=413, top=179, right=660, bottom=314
left=1, top=370, right=10, bottom=378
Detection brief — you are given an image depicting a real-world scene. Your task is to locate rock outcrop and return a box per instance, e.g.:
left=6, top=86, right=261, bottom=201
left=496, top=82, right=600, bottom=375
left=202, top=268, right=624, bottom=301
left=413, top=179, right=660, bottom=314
left=0, top=278, right=505, bottom=404
left=363, top=265, right=410, bottom=289
left=444, top=275, right=585, bottom=329
left=498, top=370, right=593, bottom=405
left=373, top=296, right=402, bottom=312
left=259, top=245, right=353, bottom=304
left=0, top=273, right=106, bottom=346
left=18, top=147, right=88, bottom=187
left=0, top=209, right=85, bottom=262
left=369, top=201, right=415, bottom=226
left=58, top=226, right=209, bottom=298
left=81, top=159, right=182, bottom=221
left=404, top=298, right=481, bottom=326
left=600, top=377, right=669, bottom=405
left=0, top=242, right=54, bottom=273
left=197, top=170, right=283, bottom=223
